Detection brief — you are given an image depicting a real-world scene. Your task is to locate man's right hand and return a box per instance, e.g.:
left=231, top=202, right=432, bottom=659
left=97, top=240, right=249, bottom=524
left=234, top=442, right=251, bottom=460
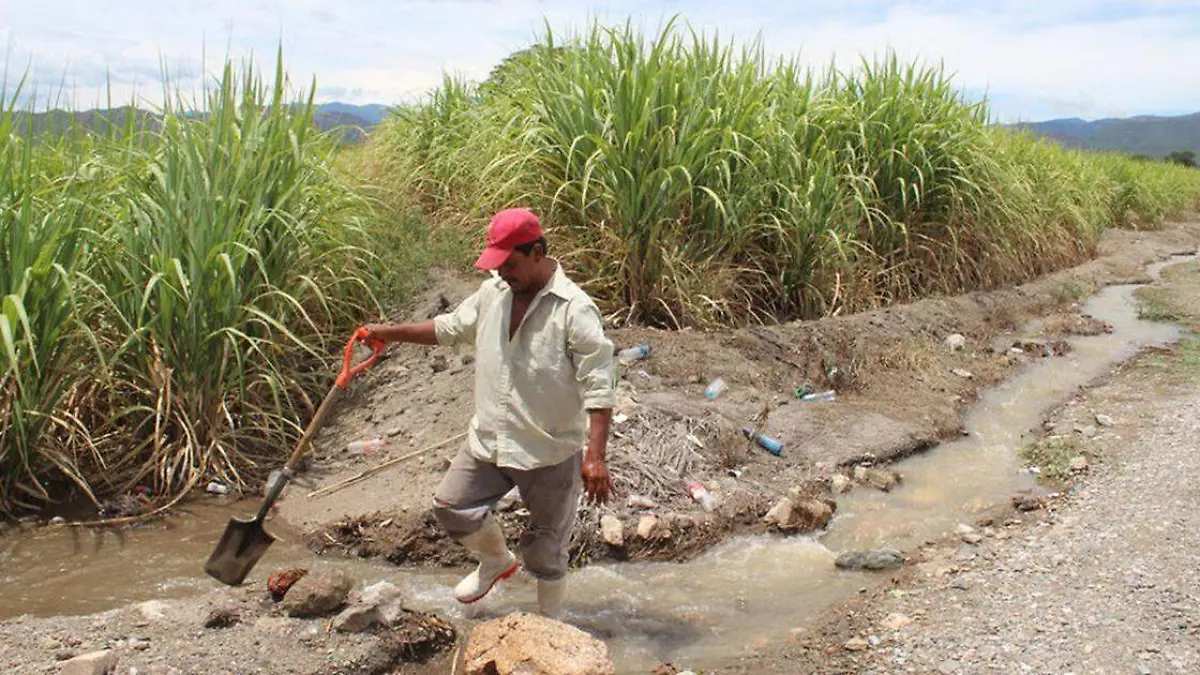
left=358, top=320, right=438, bottom=346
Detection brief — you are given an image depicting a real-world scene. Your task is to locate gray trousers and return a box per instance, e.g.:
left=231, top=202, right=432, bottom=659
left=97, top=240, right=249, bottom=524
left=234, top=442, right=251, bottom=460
left=432, top=447, right=582, bottom=581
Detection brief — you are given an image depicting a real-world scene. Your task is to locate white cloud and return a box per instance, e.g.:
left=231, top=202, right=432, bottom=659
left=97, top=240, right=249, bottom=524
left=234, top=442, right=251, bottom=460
left=1, top=0, right=1198, bottom=120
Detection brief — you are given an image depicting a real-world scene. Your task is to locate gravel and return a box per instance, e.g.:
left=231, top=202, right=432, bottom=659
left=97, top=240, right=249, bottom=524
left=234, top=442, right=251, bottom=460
left=851, top=374, right=1200, bottom=674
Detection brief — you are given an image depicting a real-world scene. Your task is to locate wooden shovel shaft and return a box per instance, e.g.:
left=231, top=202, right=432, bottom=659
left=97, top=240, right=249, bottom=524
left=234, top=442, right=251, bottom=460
left=288, top=383, right=345, bottom=472
left=252, top=382, right=345, bottom=523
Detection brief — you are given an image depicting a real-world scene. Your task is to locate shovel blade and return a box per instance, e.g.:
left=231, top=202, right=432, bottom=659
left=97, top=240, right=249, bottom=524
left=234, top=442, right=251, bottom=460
left=204, top=516, right=276, bottom=586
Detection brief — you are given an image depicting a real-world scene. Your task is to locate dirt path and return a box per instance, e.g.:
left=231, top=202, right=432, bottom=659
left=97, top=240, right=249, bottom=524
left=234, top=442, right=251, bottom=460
left=716, top=260, right=1200, bottom=675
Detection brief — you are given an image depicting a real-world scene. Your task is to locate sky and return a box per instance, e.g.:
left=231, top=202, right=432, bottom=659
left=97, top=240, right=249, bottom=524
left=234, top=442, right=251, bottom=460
left=2, top=0, right=1199, bottom=123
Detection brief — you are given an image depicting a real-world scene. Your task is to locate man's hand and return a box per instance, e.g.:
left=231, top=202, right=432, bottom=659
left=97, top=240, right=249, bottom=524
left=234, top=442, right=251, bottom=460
left=359, top=320, right=438, bottom=346
left=581, top=454, right=614, bottom=505
left=581, top=409, right=614, bottom=505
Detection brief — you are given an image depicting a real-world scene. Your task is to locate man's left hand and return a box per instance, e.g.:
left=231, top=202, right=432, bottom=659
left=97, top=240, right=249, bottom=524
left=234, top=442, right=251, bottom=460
left=581, top=454, right=614, bottom=505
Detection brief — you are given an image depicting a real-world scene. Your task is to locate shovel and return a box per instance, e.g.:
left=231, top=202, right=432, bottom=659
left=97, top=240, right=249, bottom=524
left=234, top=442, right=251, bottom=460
left=205, top=327, right=384, bottom=586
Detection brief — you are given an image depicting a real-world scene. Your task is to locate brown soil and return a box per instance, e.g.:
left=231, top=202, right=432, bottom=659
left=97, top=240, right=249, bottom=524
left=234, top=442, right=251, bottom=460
left=276, top=223, right=1200, bottom=576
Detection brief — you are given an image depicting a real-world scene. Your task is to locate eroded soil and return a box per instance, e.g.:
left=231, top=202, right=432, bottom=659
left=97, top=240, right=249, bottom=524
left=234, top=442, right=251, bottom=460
left=282, top=224, right=1200, bottom=572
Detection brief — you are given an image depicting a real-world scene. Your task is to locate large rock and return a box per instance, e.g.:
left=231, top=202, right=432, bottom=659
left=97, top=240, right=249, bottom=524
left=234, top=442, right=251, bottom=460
left=464, top=612, right=614, bottom=675
left=60, top=650, right=118, bottom=675
left=333, top=580, right=407, bottom=633
left=834, top=548, right=904, bottom=571
left=281, top=568, right=352, bottom=618
left=763, top=495, right=835, bottom=532
left=790, top=496, right=835, bottom=531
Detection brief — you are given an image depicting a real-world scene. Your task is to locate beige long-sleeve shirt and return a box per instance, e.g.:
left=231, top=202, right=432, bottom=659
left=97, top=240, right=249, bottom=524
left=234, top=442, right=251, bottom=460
left=433, top=263, right=616, bottom=470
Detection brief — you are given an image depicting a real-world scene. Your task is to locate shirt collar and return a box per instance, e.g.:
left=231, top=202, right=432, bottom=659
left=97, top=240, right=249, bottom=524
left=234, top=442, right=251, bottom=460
left=543, top=260, right=573, bottom=300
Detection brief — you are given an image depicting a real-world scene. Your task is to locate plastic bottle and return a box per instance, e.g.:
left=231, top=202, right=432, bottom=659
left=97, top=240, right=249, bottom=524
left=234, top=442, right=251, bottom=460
left=347, top=438, right=387, bottom=454
left=685, top=481, right=719, bottom=512
left=617, top=344, right=652, bottom=365
left=704, top=377, right=728, bottom=400
left=206, top=481, right=229, bottom=495
left=742, top=427, right=784, bottom=456
left=800, top=390, right=837, bottom=402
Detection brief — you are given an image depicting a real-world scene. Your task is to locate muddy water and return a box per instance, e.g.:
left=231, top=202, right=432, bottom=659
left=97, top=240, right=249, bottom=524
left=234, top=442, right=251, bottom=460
left=0, top=255, right=1191, bottom=674
left=0, top=501, right=314, bottom=618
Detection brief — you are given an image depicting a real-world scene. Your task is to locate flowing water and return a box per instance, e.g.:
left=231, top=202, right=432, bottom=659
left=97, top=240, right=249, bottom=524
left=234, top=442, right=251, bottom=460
left=0, top=254, right=1192, bottom=674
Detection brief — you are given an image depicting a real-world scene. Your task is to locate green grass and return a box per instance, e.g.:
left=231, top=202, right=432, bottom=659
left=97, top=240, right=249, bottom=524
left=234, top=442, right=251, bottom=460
left=1018, top=435, right=1093, bottom=483
left=369, top=17, right=1200, bottom=328
left=0, top=55, right=389, bottom=514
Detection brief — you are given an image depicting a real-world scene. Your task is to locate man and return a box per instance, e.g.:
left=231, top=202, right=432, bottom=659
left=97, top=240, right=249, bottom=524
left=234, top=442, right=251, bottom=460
left=361, top=207, right=616, bottom=619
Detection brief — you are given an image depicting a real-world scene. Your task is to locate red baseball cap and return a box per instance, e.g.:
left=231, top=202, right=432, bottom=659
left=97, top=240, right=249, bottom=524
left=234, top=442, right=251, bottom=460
left=474, top=207, right=545, bottom=270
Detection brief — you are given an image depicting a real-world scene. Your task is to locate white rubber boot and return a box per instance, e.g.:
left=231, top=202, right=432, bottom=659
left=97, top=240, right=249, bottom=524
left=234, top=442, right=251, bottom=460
left=537, top=577, right=567, bottom=620
left=453, top=516, right=519, bottom=604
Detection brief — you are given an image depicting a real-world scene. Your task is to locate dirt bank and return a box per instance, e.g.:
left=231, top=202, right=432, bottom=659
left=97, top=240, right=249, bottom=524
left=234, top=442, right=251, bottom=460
left=279, top=222, right=1200, bottom=571
left=708, top=257, right=1200, bottom=674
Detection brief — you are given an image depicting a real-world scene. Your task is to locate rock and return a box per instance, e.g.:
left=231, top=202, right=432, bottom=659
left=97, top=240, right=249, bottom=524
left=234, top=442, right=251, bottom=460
left=881, top=613, right=912, bottom=630
left=862, top=467, right=901, bottom=492
left=830, top=474, right=852, bottom=494
left=202, top=607, right=239, bottom=629
left=636, top=514, right=661, bottom=540
left=961, top=533, right=984, bottom=545
left=944, top=333, right=967, bottom=351
left=951, top=368, right=974, bottom=379
left=1075, top=424, right=1098, bottom=438
left=949, top=574, right=972, bottom=590
left=464, top=612, right=615, bottom=675
left=954, top=523, right=975, bottom=536
left=333, top=604, right=378, bottom=633
left=1094, top=413, right=1115, bottom=427
left=835, top=548, right=904, bottom=571
left=281, top=568, right=352, bottom=618
left=60, top=650, right=118, bottom=675
left=1012, top=494, right=1044, bottom=512
left=762, top=498, right=793, bottom=528
left=137, top=601, right=169, bottom=621
left=1069, top=456, right=1090, bottom=472
left=600, top=515, right=624, bottom=547
left=790, top=497, right=835, bottom=531
left=351, top=580, right=407, bottom=628
left=842, top=637, right=870, bottom=651
left=126, top=638, right=150, bottom=651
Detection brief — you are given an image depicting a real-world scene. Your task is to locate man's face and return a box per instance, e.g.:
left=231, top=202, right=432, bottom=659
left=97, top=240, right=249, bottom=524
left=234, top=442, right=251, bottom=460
left=497, top=246, right=541, bottom=294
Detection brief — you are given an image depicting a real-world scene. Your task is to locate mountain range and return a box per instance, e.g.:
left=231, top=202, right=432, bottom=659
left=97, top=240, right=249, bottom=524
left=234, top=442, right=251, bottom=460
left=11, top=101, right=1200, bottom=158
left=1009, top=112, right=1200, bottom=159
